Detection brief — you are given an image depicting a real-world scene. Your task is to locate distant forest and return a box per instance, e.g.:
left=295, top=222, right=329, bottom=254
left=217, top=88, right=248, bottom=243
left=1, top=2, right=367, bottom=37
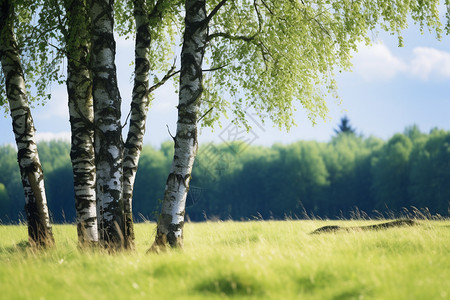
left=0, top=125, right=449, bottom=223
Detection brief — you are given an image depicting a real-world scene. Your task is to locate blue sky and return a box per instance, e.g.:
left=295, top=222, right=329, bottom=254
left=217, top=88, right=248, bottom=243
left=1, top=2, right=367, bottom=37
left=1, top=20, right=450, bottom=147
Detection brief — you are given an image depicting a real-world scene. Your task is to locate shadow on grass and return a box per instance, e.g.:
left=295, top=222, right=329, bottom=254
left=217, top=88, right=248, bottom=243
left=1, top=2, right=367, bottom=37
left=194, top=272, right=264, bottom=297
left=0, top=240, right=29, bottom=255
left=297, top=271, right=335, bottom=293
left=297, top=271, right=372, bottom=299
left=333, top=287, right=371, bottom=300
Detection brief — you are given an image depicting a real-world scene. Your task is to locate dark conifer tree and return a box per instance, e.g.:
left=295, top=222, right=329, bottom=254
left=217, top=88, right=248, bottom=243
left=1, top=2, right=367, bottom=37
left=334, top=116, right=356, bottom=135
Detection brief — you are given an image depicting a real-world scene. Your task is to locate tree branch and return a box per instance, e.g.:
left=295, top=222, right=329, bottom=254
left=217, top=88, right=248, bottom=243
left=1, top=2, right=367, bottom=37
left=122, top=109, right=132, bottom=129
left=122, top=61, right=179, bottom=129
left=197, top=107, right=213, bottom=123
left=313, top=18, right=331, bottom=37
left=205, top=0, right=228, bottom=24
left=260, top=0, right=274, bottom=15
left=53, top=0, right=68, bottom=38
left=166, top=124, right=175, bottom=141
left=147, top=0, right=165, bottom=21
left=253, top=0, right=263, bottom=33
left=148, top=61, right=179, bottom=94
left=202, top=64, right=229, bottom=72
left=207, top=32, right=256, bottom=42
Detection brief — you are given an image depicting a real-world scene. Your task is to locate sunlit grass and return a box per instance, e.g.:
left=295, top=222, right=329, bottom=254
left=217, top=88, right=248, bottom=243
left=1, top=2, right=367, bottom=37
left=1, top=220, right=449, bottom=299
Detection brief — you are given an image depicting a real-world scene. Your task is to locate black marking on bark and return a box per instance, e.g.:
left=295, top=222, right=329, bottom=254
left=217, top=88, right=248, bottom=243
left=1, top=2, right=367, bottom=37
left=1, top=3, right=54, bottom=247
left=167, top=221, right=184, bottom=247
left=152, top=0, right=207, bottom=251
left=90, top=0, right=125, bottom=249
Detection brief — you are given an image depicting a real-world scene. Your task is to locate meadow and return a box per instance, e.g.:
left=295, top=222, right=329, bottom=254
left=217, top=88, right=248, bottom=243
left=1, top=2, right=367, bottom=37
left=1, top=220, right=449, bottom=299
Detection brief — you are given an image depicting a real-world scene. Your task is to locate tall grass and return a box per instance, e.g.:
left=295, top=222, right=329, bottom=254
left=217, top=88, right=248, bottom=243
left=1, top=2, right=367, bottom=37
left=1, top=220, right=449, bottom=299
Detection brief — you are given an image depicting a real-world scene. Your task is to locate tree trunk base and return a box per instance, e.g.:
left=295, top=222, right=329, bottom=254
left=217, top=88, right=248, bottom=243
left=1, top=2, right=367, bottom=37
left=124, top=213, right=135, bottom=250
left=27, top=236, right=55, bottom=249
left=25, top=203, right=54, bottom=248
left=147, top=234, right=168, bottom=253
left=147, top=231, right=183, bottom=253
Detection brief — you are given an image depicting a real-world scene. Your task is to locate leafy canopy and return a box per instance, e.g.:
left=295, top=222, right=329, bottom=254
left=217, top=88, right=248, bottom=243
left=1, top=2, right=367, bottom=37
left=0, top=0, right=181, bottom=112
left=0, top=0, right=445, bottom=128
left=0, top=0, right=66, bottom=112
left=200, top=0, right=442, bottom=130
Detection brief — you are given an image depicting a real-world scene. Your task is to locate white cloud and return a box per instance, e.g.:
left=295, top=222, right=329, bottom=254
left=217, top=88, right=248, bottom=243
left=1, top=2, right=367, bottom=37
left=410, top=47, right=450, bottom=80
left=351, top=42, right=450, bottom=82
left=352, top=42, right=408, bottom=81
left=35, top=131, right=71, bottom=142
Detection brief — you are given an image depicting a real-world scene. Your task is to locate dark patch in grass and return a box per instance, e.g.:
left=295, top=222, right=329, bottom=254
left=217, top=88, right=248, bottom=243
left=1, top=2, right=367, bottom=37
left=333, top=287, right=367, bottom=300
left=298, top=272, right=372, bottom=299
left=297, top=271, right=335, bottom=293
left=310, top=219, right=417, bottom=234
left=152, top=262, right=188, bottom=278
left=0, top=240, right=29, bottom=254
left=194, top=272, right=264, bottom=296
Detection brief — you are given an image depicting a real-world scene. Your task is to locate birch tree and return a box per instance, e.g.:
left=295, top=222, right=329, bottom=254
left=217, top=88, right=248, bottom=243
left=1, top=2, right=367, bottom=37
left=82, top=0, right=176, bottom=249
left=118, top=0, right=177, bottom=248
left=121, top=0, right=151, bottom=249
left=44, top=0, right=176, bottom=247
left=151, top=0, right=442, bottom=250
left=1, top=0, right=176, bottom=248
left=63, top=0, right=98, bottom=245
left=150, top=0, right=208, bottom=250
left=89, top=0, right=125, bottom=249
left=0, top=0, right=96, bottom=246
left=0, top=0, right=54, bottom=247
left=21, top=0, right=99, bottom=246
left=88, top=0, right=175, bottom=249
left=29, top=0, right=176, bottom=248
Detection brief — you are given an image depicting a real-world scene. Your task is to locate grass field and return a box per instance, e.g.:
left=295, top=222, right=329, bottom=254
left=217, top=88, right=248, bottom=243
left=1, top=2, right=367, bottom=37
left=1, top=220, right=449, bottom=299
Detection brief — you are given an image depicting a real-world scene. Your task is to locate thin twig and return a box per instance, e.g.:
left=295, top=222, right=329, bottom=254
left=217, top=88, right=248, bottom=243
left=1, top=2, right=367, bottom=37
left=48, top=43, right=66, bottom=55
left=260, top=0, right=274, bottom=15
left=253, top=0, right=263, bottom=33
left=148, top=60, right=179, bottom=94
left=207, top=32, right=256, bottom=42
left=202, top=64, right=229, bottom=72
left=122, top=109, right=132, bottom=129
left=197, top=107, right=213, bottom=123
left=166, top=124, right=175, bottom=141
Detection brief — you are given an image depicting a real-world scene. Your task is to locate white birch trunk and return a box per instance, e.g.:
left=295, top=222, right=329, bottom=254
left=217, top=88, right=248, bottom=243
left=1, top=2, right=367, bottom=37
left=0, top=0, right=54, bottom=247
left=151, top=0, right=207, bottom=250
left=122, top=0, right=153, bottom=248
left=65, top=0, right=98, bottom=244
left=90, top=0, right=124, bottom=249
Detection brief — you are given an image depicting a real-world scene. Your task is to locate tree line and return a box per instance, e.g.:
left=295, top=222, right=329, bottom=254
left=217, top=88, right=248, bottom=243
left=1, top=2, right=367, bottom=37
left=1, top=126, right=448, bottom=224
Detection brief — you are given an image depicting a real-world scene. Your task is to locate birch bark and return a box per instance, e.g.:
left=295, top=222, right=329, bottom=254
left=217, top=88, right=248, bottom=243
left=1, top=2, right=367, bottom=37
left=151, top=0, right=207, bottom=250
left=122, top=0, right=154, bottom=248
left=90, top=0, right=124, bottom=249
left=0, top=0, right=54, bottom=247
left=64, top=0, right=98, bottom=245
